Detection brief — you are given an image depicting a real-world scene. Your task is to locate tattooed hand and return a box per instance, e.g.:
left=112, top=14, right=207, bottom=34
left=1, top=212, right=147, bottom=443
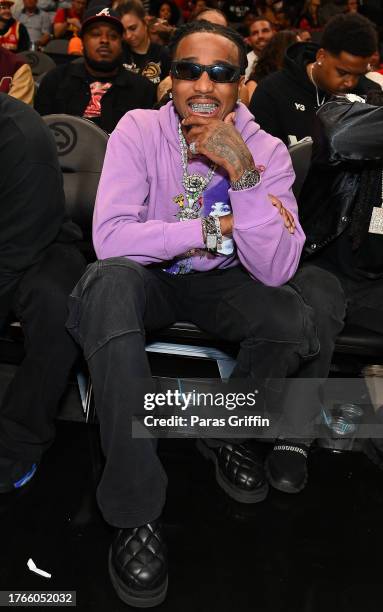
left=181, top=113, right=255, bottom=182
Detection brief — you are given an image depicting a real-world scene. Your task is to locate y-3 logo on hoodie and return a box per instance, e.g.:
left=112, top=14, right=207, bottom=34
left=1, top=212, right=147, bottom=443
left=294, top=102, right=306, bottom=111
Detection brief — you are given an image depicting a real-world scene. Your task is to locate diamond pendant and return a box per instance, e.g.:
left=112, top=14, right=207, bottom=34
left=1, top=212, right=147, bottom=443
left=183, top=173, right=206, bottom=194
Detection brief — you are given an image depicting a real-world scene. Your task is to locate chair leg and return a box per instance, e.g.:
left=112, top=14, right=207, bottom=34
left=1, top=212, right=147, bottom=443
left=216, top=358, right=236, bottom=379
left=76, top=369, right=96, bottom=423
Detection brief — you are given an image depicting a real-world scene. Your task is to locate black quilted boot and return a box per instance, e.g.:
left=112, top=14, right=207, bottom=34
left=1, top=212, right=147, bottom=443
left=109, top=520, right=168, bottom=607
left=196, top=439, right=268, bottom=503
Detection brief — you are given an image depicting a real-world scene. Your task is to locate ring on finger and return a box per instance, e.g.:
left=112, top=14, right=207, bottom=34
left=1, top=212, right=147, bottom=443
left=189, top=141, right=197, bottom=155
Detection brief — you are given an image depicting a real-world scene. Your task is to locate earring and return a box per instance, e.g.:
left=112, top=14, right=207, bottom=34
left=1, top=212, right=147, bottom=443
left=317, top=61, right=322, bottom=66
left=169, top=91, right=173, bottom=99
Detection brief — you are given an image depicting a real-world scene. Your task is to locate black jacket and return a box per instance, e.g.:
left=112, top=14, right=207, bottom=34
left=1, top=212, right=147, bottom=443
left=249, top=42, right=379, bottom=146
left=0, top=93, right=80, bottom=329
left=35, top=61, right=157, bottom=133
left=298, top=99, right=383, bottom=277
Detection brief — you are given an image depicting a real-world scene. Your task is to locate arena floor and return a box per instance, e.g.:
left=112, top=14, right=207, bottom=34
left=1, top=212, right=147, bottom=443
left=0, top=420, right=382, bottom=612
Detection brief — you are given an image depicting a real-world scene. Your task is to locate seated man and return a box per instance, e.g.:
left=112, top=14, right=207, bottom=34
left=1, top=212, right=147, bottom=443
left=67, top=21, right=345, bottom=607
left=0, top=45, right=34, bottom=103
left=249, top=13, right=379, bottom=146
left=35, top=7, right=157, bottom=134
left=14, top=0, right=52, bottom=49
left=0, top=0, right=30, bottom=52
left=0, top=93, right=85, bottom=493
left=53, top=0, right=85, bottom=39
left=244, top=17, right=275, bottom=81
left=156, top=7, right=250, bottom=103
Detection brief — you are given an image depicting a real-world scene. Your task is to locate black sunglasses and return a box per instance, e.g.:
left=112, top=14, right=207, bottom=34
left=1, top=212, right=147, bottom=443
left=171, top=61, right=241, bottom=83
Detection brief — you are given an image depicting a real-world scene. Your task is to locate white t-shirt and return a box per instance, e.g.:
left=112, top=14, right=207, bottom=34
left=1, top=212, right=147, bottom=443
left=245, top=50, right=258, bottom=82
left=366, top=71, right=383, bottom=90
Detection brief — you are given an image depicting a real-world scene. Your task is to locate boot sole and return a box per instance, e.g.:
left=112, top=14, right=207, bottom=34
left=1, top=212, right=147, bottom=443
left=108, top=548, right=168, bottom=608
left=196, top=439, right=269, bottom=504
left=265, top=460, right=308, bottom=494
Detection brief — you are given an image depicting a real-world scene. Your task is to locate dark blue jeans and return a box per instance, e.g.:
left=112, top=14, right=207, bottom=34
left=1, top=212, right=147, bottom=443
left=67, top=259, right=345, bottom=527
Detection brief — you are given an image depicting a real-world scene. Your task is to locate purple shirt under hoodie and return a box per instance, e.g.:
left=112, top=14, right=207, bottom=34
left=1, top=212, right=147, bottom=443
left=93, top=101, right=306, bottom=287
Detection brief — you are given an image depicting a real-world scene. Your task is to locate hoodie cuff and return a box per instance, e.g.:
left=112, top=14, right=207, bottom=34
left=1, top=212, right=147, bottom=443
left=163, top=218, right=205, bottom=259
left=229, top=181, right=279, bottom=230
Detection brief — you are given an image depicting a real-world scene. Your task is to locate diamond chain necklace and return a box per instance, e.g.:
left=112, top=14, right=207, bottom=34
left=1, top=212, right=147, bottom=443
left=178, top=122, right=216, bottom=219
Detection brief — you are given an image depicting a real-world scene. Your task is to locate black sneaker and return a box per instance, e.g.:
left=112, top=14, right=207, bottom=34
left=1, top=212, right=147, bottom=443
left=0, top=458, right=38, bottom=494
left=109, top=520, right=168, bottom=608
left=266, top=441, right=310, bottom=494
left=196, top=439, right=269, bottom=503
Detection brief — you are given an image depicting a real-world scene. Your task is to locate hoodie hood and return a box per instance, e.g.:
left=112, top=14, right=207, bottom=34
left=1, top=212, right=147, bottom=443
left=158, top=100, right=261, bottom=158
left=283, top=42, right=319, bottom=93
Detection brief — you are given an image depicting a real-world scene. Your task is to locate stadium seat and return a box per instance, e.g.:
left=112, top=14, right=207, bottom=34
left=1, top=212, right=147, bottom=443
left=43, top=114, right=108, bottom=251
left=288, top=137, right=313, bottom=199
left=20, top=50, right=56, bottom=78
left=41, top=115, right=109, bottom=420
left=44, top=38, right=69, bottom=55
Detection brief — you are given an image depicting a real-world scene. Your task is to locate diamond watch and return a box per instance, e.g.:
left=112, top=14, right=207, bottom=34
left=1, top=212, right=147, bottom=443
left=230, top=168, right=261, bottom=191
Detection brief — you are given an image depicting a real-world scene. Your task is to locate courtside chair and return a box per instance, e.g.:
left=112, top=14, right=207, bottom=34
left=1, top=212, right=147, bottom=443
left=42, top=114, right=109, bottom=421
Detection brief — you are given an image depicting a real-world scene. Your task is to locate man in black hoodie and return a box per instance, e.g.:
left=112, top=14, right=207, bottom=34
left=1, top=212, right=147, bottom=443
left=249, top=13, right=379, bottom=146
left=0, top=94, right=85, bottom=492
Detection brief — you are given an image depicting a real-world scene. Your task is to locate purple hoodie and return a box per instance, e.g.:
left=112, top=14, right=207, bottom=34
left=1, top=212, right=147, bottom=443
left=93, top=101, right=306, bottom=286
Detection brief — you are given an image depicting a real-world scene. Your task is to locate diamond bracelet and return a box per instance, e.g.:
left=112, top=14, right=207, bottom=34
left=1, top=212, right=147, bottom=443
left=201, top=216, right=223, bottom=253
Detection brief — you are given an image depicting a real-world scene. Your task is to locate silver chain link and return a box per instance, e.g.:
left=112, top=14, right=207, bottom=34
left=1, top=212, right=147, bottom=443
left=178, top=123, right=216, bottom=211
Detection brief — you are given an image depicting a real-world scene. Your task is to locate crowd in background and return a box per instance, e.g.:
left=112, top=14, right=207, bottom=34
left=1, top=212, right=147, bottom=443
left=0, top=0, right=382, bottom=130
left=1, top=0, right=383, bottom=49
left=1, top=0, right=382, bottom=58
